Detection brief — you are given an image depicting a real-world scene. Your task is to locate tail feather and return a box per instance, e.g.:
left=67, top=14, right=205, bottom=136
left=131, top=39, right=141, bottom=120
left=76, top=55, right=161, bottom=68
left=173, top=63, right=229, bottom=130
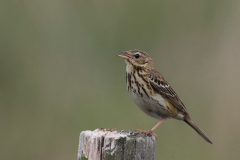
left=184, top=117, right=212, bottom=144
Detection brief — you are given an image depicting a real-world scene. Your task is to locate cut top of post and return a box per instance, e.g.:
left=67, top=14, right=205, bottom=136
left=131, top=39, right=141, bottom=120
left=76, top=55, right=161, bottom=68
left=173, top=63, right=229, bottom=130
left=78, top=128, right=156, bottom=160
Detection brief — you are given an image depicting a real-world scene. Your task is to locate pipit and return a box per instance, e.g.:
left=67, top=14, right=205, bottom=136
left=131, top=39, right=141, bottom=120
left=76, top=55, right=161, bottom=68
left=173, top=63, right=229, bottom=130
left=118, top=50, right=212, bottom=144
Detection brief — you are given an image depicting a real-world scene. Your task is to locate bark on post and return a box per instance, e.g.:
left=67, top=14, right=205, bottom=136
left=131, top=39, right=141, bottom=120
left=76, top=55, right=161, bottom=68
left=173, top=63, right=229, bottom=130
left=78, top=128, right=156, bottom=160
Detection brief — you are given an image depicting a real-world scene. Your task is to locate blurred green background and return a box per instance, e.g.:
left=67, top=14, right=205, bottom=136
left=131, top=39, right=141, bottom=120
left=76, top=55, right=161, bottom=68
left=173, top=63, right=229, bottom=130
left=1, top=0, right=240, bottom=160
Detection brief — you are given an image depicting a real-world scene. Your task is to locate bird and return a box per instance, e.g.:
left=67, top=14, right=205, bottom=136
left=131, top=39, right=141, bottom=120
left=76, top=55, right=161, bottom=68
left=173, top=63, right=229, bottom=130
left=117, top=49, right=212, bottom=144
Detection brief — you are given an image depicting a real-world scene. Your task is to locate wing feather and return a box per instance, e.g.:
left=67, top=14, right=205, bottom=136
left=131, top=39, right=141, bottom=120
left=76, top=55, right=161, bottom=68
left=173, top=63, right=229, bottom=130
left=149, top=69, right=188, bottom=113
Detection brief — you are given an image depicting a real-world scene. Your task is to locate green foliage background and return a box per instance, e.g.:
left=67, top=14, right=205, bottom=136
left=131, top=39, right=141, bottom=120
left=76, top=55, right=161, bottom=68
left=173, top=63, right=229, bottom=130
left=1, top=1, right=240, bottom=160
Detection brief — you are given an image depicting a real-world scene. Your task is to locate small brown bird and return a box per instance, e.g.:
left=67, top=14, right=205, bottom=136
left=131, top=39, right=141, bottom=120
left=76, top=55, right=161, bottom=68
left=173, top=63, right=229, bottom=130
left=118, top=50, right=212, bottom=144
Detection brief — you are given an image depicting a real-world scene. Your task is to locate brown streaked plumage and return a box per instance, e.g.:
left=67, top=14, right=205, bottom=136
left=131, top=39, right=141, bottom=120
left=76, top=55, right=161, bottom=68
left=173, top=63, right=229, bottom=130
left=118, top=49, right=212, bottom=144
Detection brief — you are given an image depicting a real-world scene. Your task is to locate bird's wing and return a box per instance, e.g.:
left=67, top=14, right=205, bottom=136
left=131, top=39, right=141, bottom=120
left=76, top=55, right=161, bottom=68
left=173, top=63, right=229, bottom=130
left=149, top=69, right=188, bottom=113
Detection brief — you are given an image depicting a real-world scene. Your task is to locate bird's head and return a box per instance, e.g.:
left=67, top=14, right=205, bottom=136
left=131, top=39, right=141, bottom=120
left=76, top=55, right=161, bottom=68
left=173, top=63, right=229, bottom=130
left=118, top=50, right=153, bottom=68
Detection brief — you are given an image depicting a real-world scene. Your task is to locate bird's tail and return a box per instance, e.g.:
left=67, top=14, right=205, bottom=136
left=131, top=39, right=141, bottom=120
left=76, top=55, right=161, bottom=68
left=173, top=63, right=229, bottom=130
left=184, top=116, right=212, bottom=144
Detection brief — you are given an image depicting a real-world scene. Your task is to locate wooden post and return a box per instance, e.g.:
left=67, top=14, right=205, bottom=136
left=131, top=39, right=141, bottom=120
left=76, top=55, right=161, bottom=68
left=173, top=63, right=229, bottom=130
left=78, top=128, right=156, bottom=160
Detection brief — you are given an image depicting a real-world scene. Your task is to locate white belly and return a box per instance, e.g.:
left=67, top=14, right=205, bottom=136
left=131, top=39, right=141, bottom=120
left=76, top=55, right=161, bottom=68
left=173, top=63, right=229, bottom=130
left=129, top=90, right=169, bottom=120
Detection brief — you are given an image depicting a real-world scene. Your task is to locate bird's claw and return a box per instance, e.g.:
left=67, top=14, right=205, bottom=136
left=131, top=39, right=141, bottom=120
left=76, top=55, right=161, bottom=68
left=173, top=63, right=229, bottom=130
left=136, top=129, right=157, bottom=139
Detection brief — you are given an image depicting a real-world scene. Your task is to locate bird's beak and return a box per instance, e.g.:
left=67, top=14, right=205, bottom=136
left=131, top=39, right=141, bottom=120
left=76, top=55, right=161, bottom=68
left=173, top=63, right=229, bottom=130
left=117, top=51, right=131, bottom=60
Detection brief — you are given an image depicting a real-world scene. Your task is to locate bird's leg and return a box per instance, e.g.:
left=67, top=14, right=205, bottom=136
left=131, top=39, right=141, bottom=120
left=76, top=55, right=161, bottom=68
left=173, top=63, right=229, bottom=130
left=136, top=117, right=167, bottom=139
left=151, top=117, right=167, bottom=132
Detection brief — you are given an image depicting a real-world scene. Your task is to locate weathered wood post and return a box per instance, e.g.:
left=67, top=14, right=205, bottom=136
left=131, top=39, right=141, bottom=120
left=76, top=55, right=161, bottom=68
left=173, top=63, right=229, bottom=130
left=78, top=128, right=156, bottom=160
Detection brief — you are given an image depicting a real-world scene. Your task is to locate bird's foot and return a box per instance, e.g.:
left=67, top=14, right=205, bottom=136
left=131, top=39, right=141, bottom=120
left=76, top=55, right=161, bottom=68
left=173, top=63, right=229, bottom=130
left=136, top=129, right=157, bottom=139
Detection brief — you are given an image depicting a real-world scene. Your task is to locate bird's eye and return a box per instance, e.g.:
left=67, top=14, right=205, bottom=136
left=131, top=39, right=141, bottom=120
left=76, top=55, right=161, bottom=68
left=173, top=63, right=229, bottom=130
left=135, top=54, right=140, bottom=59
